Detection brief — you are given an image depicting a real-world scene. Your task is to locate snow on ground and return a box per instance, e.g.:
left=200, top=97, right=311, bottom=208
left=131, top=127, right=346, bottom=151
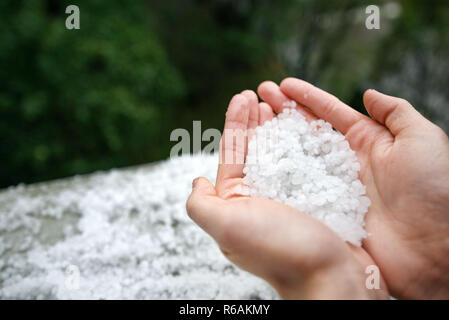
left=0, top=153, right=277, bottom=299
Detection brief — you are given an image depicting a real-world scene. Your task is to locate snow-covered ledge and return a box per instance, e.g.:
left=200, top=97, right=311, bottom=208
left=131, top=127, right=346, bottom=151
left=0, top=154, right=276, bottom=299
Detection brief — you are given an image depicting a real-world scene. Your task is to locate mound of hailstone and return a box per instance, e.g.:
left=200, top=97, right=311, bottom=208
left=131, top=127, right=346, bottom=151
left=0, top=154, right=277, bottom=299
left=241, top=106, right=370, bottom=246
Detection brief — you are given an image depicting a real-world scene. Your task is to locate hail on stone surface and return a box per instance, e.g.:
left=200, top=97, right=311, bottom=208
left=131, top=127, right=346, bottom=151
left=0, top=154, right=277, bottom=299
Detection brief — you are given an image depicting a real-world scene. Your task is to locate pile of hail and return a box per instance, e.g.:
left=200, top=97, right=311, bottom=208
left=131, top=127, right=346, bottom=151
left=241, top=105, right=371, bottom=246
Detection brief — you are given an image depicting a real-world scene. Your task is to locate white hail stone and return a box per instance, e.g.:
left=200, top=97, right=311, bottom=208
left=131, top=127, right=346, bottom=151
left=242, top=108, right=370, bottom=246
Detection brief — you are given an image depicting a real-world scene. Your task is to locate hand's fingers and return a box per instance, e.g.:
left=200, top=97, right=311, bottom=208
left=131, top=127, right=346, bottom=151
left=258, top=102, right=275, bottom=125
left=280, top=78, right=368, bottom=134
left=186, top=177, right=225, bottom=236
left=241, top=90, right=259, bottom=130
left=216, top=94, right=249, bottom=196
left=257, top=81, right=288, bottom=113
left=258, top=80, right=318, bottom=122
left=363, top=89, right=428, bottom=136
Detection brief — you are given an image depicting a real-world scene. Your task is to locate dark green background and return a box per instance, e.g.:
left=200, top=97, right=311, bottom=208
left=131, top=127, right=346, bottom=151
left=1, top=0, right=448, bottom=188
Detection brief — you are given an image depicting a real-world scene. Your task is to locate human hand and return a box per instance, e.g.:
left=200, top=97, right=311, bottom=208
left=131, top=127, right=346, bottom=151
left=258, top=78, right=449, bottom=299
left=186, top=91, right=389, bottom=299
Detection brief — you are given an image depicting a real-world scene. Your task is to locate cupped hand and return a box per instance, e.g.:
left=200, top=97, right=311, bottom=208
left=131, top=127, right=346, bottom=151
left=186, top=91, right=388, bottom=299
left=258, top=78, right=449, bottom=299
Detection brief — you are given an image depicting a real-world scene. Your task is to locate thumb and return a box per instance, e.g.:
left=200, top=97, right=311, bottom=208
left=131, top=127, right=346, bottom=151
left=363, top=89, right=429, bottom=136
left=186, top=177, right=224, bottom=235
left=191, top=177, right=217, bottom=197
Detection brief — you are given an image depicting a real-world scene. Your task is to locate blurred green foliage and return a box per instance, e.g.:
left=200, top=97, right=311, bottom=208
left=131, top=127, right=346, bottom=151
left=0, top=0, right=185, bottom=187
left=0, top=0, right=448, bottom=187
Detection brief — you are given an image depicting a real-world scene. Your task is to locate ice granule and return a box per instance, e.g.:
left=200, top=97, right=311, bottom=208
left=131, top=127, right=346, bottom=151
left=0, top=153, right=277, bottom=300
left=242, top=108, right=370, bottom=246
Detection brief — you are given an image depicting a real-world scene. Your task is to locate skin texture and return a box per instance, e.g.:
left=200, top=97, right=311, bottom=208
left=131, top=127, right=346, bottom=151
left=186, top=79, right=449, bottom=299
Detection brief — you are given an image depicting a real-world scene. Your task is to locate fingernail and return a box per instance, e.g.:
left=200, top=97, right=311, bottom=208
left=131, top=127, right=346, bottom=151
left=192, top=178, right=199, bottom=189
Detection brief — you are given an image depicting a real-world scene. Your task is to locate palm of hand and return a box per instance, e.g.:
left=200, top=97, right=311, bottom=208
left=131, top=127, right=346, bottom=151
left=259, top=78, right=449, bottom=298
left=362, top=120, right=449, bottom=298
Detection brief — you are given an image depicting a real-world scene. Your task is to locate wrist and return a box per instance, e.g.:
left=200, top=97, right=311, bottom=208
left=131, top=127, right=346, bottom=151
left=275, top=261, right=385, bottom=300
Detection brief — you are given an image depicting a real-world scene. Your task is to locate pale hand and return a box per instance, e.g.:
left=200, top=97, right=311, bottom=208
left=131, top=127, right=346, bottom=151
left=258, top=78, right=449, bottom=299
left=187, top=90, right=389, bottom=299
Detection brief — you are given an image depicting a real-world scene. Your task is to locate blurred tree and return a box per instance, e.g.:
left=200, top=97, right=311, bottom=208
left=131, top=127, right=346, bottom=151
left=148, top=0, right=284, bottom=134
left=0, top=0, right=447, bottom=188
left=0, top=0, right=185, bottom=187
left=371, top=0, right=449, bottom=132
